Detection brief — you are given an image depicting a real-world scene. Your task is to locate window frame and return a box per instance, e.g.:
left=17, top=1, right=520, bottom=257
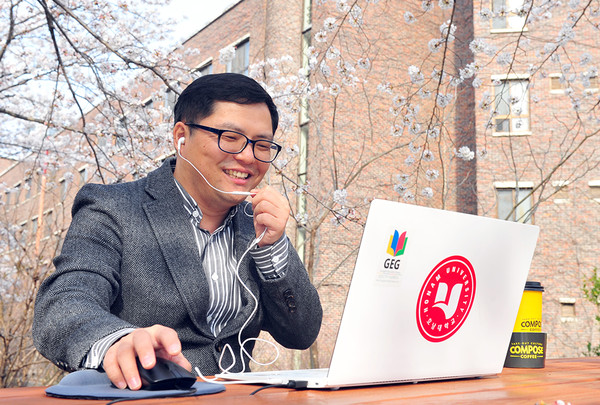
left=226, top=35, right=250, bottom=75
left=193, top=58, right=213, bottom=78
left=495, top=181, right=534, bottom=224
left=492, top=74, right=532, bottom=136
left=490, top=0, right=528, bottom=33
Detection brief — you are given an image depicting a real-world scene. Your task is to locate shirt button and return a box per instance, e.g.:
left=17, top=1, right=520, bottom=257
left=212, top=273, right=219, bottom=281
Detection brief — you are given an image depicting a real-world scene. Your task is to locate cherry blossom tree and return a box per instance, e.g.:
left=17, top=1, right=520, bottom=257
left=1, top=0, right=600, bottom=383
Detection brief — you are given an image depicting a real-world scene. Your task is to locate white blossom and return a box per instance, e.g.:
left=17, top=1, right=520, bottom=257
left=323, top=17, right=338, bottom=32
left=295, top=212, right=308, bottom=225
left=436, top=93, right=453, bottom=108
left=425, top=169, right=440, bottom=181
left=409, top=121, right=422, bottom=135
left=479, top=8, right=493, bottom=21
left=580, top=53, right=593, bottom=66
left=496, top=52, right=513, bottom=66
left=320, top=61, right=332, bottom=77
left=348, top=5, right=364, bottom=28
left=409, top=142, right=422, bottom=154
left=456, top=146, right=475, bottom=161
left=391, top=124, right=404, bottom=137
left=440, top=20, right=456, bottom=41
left=421, top=187, right=434, bottom=199
left=329, top=83, right=341, bottom=96
left=408, top=65, right=425, bottom=85
left=438, top=0, right=454, bottom=10
left=333, top=189, right=348, bottom=205
left=315, top=30, right=328, bottom=42
left=326, top=46, right=341, bottom=60
left=427, top=127, right=440, bottom=139
left=357, top=58, right=371, bottom=70
left=394, top=183, right=407, bottom=195
left=219, top=45, right=235, bottom=64
left=396, top=173, right=410, bottom=184
left=422, top=149, right=435, bottom=162
left=378, top=82, right=394, bottom=94
left=428, top=38, right=445, bottom=53
left=336, top=0, right=351, bottom=12
left=403, top=190, right=415, bottom=202
left=418, top=88, right=432, bottom=99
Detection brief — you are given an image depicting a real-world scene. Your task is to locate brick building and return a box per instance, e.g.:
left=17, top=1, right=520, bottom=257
left=2, top=0, right=599, bottom=378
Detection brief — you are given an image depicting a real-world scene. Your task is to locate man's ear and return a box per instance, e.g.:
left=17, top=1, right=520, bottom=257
left=173, top=122, right=187, bottom=151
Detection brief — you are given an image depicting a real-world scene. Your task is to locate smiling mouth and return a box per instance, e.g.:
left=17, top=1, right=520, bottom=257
left=225, top=169, right=250, bottom=180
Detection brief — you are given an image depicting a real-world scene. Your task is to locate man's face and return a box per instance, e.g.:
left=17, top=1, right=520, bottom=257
left=174, top=101, right=273, bottom=210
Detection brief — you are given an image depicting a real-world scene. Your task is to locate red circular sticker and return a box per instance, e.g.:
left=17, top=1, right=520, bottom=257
left=416, top=255, right=476, bottom=342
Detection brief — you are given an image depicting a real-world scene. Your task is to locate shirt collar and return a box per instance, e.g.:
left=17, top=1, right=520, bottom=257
left=173, top=178, right=238, bottom=230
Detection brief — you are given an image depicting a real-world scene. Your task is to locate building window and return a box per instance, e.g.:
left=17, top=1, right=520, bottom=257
left=59, top=178, right=68, bottom=201
left=495, top=182, right=533, bottom=223
left=550, top=73, right=598, bottom=94
left=142, top=97, right=153, bottom=108
left=560, top=298, right=576, bottom=321
left=25, top=177, right=32, bottom=200
left=13, top=182, right=21, bottom=206
left=549, top=74, right=565, bottom=94
left=31, top=216, right=39, bottom=237
left=193, top=60, right=213, bottom=78
left=227, top=38, right=249, bottom=75
left=552, top=181, right=570, bottom=204
left=491, top=0, right=526, bottom=31
left=44, top=210, right=54, bottom=238
left=584, top=75, right=599, bottom=93
left=493, top=77, right=530, bottom=134
left=79, top=167, right=88, bottom=185
left=589, top=180, right=600, bottom=203
left=18, top=221, right=27, bottom=245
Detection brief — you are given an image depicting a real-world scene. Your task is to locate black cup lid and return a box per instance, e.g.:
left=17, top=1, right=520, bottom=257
left=525, top=281, right=544, bottom=292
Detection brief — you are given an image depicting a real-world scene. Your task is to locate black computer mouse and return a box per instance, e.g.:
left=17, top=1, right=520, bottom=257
left=136, top=357, right=197, bottom=390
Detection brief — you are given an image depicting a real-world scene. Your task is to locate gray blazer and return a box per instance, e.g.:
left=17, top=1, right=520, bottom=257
left=33, top=158, right=322, bottom=374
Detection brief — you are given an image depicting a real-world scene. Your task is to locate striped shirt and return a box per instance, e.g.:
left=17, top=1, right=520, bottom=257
left=82, top=180, right=288, bottom=368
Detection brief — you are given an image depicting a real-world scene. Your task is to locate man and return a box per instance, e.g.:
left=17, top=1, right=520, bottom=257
left=33, top=73, right=322, bottom=390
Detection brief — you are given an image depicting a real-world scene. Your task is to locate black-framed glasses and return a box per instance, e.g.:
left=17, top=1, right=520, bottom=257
left=185, top=123, right=282, bottom=163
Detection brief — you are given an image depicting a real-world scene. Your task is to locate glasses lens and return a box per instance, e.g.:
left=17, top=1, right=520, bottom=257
left=253, top=140, right=279, bottom=162
left=218, top=131, right=247, bottom=154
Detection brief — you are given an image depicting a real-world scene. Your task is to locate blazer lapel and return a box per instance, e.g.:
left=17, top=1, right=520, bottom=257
left=142, top=158, right=213, bottom=337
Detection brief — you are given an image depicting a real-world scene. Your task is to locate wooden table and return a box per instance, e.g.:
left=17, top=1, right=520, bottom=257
left=1, top=358, right=599, bottom=404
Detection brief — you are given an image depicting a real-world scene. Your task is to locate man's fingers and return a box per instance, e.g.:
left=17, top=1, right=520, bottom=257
left=104, top=335, right=143, bottom=390
left=103, top=347, right=127, bottom=390
left=152, top=325, right=182, bottom=358
left=102, top=325, right=186, bottom=391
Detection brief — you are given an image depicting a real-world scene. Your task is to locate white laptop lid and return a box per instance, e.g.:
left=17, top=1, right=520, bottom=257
left=217, top=199, right=540, bottom=388
left=325, top=199, right=540, bottom=386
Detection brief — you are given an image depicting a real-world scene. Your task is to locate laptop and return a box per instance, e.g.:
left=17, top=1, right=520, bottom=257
left=217, top=198, right=540, bottom=389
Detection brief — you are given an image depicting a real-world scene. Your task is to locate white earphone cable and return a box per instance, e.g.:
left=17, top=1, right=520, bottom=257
left=194, top=228, right=281, bottom=385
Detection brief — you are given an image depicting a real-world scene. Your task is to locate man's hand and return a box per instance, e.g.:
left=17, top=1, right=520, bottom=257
left=103, top=325, right=191, bottom=390
left=251, top=185, right=289, bottom=247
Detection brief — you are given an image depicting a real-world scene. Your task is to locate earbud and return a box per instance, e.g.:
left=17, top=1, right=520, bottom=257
left=177, top=137, right=185, bottom=152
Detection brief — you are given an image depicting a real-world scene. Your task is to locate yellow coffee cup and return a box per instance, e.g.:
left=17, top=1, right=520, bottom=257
left=513, top=281, right=544, bottom=333
left=505, top=281, right=546, bottom=368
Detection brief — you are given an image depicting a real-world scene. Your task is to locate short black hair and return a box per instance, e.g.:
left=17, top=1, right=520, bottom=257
left=173, top=73, right=279, bottom=134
